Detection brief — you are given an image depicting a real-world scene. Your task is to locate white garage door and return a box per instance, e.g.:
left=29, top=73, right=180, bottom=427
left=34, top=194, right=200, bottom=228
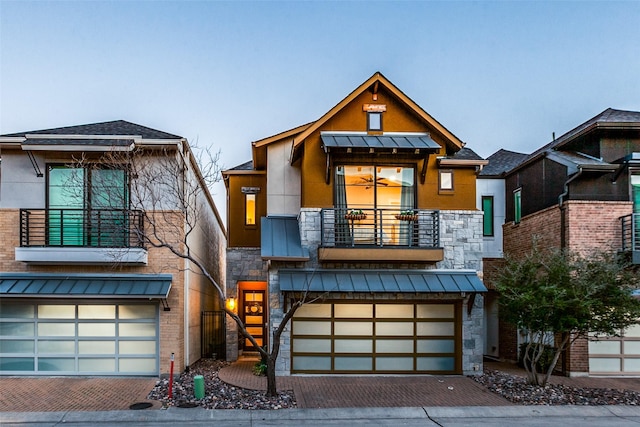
left=589, top=324, right=640, bottom=375
left=291, top=302, right=460, bottom=374
left=0, top=302, right=159, bottom=375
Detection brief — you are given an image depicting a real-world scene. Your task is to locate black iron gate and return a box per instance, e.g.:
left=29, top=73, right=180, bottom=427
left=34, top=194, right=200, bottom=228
left=201, top=311, right=226, bottom=360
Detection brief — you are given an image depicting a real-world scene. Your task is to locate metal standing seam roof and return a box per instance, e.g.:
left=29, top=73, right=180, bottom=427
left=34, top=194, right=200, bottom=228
left=320, top=134, right=441, bottom=151
left=261, top=216, right=310, bottom=261
left=279, top=269, right=487, bottom=293
left=0, top=273, right=172, bottom=299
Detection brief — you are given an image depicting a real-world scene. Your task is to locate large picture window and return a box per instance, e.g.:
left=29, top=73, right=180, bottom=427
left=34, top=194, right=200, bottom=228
left=47, top=165, right=129, bottom=246
left=335, top=165, right=415, bottom=245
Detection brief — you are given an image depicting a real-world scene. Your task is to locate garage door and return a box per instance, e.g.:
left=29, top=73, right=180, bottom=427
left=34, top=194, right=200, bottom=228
left=589, top=324, right=640, bottom=375
left=291, top=302, right=460, bottom=374
left=0, top=302, right=159, bottom=375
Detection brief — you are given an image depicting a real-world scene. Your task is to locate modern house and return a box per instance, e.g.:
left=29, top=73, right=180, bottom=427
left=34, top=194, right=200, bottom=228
left=0, top=120, right=226, bottom=376
left=502, top=108, right=640, bottom=376
left=223, top=72, right=488, bottom=376
left=476, top=149, right=527, bottom=360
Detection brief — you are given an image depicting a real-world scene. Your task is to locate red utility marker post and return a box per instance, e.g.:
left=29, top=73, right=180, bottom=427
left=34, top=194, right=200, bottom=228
left=168, top=353, right=175, bottom=399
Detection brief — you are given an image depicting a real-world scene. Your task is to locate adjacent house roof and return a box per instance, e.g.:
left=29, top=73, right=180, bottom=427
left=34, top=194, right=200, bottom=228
left=478, top=149, right=528, bottom=177
left=0, top=273, right=172, bottom=299
left=279, top=269, right=487, bottom=293
left=507, top=108, right=640, bottom=175
left=1, top=120, right=183, bottom=140
left=260, top=216, right=309, bottom=261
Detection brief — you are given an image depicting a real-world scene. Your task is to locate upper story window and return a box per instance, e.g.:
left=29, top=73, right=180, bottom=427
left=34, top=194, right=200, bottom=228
left=631, top=171, right=640, bottom=213
left=47, top=164, right=129, bottom=246
left=367, top=112, right=382, bottom=132
left=514, top=188, right=522, bottom=224
left=245, top=193, right=256, bottom=226
left=439, top=170, right=453, bottom=192
left=482, top=196, right=494, bottom=237
left=335, top=165, right=415, bottom=211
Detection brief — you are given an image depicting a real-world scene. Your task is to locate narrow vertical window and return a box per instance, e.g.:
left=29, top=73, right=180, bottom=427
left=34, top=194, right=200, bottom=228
left=482, top=196, right=494, bottom=237
left=439, top=170, right=453, bottom=192
left=514, top=188, right=522, bottom=224
left=245, top=193, right=256, bottom=226
left=367, top=112, right=382, bottom=131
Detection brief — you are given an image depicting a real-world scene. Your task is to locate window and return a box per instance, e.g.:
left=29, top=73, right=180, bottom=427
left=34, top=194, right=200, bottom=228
left=245, top=194, right=256, bottom=226
left=482, top=196, right=494, bottom=236
left=335, top=165, right=415, bottom=245
left=47, top=165, right=128, bottom=246
left=514, top=188, right=522, bottom=224
left=367, top=112, right=382, bottom=131
left=439, top=170, right=453, bottom=192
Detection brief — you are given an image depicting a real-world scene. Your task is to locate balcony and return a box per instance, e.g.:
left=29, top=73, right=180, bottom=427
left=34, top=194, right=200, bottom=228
left=16, top=209, right=147, bottom=265
left=621, top=213, right=640, bottom=264
left=319, top=208, right=443, bottom=263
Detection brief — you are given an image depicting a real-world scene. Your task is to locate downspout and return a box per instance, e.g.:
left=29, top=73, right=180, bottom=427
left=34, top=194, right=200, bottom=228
left=558, top=167, right=583, bottom=249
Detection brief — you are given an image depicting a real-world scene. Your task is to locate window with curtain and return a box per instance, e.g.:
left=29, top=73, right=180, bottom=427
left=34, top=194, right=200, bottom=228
left=47, top=165, right=128, bottom=246
left=335, top=165, right=415, bottom=245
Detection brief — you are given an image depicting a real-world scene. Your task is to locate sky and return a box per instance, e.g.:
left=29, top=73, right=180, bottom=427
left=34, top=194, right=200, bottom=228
left=1, top=0, right=639, bottom=219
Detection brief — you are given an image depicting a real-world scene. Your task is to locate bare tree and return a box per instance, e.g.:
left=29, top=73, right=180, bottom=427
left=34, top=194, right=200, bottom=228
left=67, top=143, right=311, bottom=397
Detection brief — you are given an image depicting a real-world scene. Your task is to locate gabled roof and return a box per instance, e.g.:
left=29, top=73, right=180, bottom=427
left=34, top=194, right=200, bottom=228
left=289, top=72, right=465, bottom=162
left=1, top=120, right=183, bottom=140
left=478, top=149, right=528, bottom=177
left=507, top=108, right=640, bottom=176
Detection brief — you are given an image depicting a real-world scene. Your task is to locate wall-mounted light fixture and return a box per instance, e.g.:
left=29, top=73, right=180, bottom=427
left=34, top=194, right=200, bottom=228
left=226, top=297, right=236, bottom=311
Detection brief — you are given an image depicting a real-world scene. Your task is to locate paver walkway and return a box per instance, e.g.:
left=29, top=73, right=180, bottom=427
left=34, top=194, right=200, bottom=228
left=218, top=360, right=512, bottom=408
left=4, top=359, right=640, bottom=412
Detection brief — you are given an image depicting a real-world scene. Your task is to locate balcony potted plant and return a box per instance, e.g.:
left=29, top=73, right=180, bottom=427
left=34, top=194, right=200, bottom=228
left=395, top=210, right=418, bottom=221
left=345, top=209, right=367, bottom=220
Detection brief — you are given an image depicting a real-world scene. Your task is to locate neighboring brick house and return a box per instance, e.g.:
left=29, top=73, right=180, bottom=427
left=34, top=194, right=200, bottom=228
left=502, top=108, right=640, bottom=376
left=223, top=72, right=488, bottom=376
left=476, top=149, right=527, bottom=360
left=0, top=120, right=226, bottom=377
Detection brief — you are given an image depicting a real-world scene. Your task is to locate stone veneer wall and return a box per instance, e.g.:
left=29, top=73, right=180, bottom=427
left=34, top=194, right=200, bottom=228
left=267, top=208, right=486, bottom=376
left=225, top=247, right=268, bottom=361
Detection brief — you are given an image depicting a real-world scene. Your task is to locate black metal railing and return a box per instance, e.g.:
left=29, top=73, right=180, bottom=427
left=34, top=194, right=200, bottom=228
left=20, top=209, right=144, bottom=248
left=621, top=213, right=639, bottom=252
left=320, top=208, right=440, bottom=248
left=202, top=310, right=226, bottom=359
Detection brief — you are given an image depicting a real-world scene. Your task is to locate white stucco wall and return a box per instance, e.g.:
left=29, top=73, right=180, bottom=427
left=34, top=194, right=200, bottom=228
left=476, top=177, right=505, bottom=259
left=266, top=139, right=300, bottom=215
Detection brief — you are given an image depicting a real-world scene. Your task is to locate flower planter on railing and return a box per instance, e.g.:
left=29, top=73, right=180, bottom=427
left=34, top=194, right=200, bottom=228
left=395, top=214, right=418, bottom=221
left=345, top=214, right=367, bottom=221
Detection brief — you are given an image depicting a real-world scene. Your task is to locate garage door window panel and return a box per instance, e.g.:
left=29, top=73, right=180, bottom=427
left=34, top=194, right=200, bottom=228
left=39, top=358, right=74, bottom=371
left=79, top=341, right=115, bottom=354
left=0, top=357, right=34, bottom=371
left=293, top=338, right=332, bottom=353
left=2, top=340, right=34, bottom=353
left=376, top=339, right=413, bottom=353
left=418, top=357, right=455, bottom=371
left=39, top=340, right=74, bottom=353
left=417, top=322, right=455, bottom=336
left=417, top=339, right=455, bottom=353
left=376, top=321, right=413, bottom=336
left=78, top=305, right=115, bottom=319
left=335, top=339, right=372, bottom=353
left=39, top=305, right=75, bottom=319
left=376, top=357, right=413, bottom=371
left=293, top=321, right=331, bottom=335
left=376, top=304, right=413, bottom=318
left=39, top=323, right=75, bottom=336
left=293, top=356, right=332, bottom=371
left=334, top=321, right=372, bottom=335
left=335, top=356, right=372, bottom=371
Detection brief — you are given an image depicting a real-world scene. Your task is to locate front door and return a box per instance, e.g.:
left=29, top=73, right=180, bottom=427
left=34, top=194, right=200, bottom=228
left=242, top=290, right=265, bottom=351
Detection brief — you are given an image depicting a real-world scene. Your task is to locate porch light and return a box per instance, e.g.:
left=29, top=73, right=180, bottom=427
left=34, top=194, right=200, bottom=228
left=226, top=297, right=236, bottom=311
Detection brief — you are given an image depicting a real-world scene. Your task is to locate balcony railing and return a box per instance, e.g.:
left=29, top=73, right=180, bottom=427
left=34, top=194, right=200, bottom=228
left=320, top=208, right=439, bottom=248
left=621, top=213, right=639, bottom=253
left=20, top=209, right=144, bottom=248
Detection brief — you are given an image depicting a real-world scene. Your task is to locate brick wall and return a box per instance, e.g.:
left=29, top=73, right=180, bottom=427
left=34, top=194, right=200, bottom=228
left=501, top=200, right=633, bottom=375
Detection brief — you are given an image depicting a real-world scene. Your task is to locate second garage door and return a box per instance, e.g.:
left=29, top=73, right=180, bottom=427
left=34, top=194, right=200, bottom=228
left=291, top=301, right=461, bottom=374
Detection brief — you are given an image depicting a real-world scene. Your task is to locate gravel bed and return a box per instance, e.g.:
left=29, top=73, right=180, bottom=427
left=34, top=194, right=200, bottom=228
left=147, top=359, right=296, bottom=410
left=472, top=369, right=640, bottom=405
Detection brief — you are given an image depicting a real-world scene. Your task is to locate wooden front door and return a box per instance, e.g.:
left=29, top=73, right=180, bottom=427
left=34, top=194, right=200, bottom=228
left=242, top=290, right=265, bottom=351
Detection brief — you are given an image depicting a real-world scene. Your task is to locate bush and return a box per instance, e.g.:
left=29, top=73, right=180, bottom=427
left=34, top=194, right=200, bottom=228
left=252, top=360, right=267, bottom=376
left=518, top=342, right=556, bottom=372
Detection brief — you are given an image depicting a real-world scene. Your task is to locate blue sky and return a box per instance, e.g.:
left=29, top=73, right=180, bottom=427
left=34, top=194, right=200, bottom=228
left=1, top=1, right=639, bottom=213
